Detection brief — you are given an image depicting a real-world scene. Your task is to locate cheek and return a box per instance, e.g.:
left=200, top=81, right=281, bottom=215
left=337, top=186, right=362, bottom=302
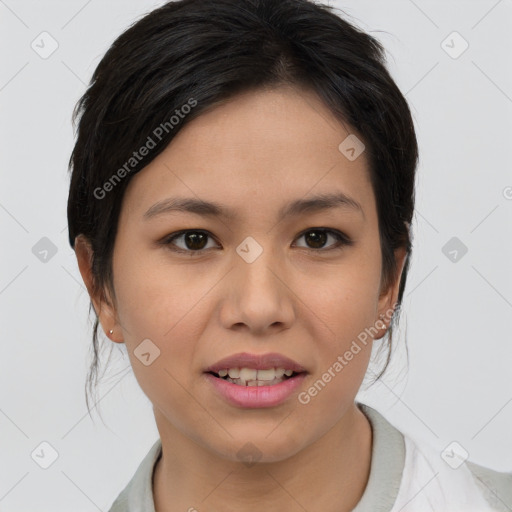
left=302, top=255, right=382, bottom=341
left=308, top=276, right=376, bottom=384
left=294, top=351, right=370, bottom=441
left=296, top=272, right=376, bottom=424
left=295, top=250, right=381, bottom=406
left=113, top=245, right=207, bottom=338
left=111, top=251, right=211, bottom=404
left=111, top=265, right=202, bottom=406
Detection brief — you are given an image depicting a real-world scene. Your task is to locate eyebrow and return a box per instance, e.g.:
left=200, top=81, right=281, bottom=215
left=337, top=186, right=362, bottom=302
left=142, top=191, right=365, bottom=222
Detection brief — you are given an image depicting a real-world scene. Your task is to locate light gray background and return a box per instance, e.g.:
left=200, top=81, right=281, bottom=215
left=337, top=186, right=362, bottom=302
left=1, top=0, right=511, bottom=510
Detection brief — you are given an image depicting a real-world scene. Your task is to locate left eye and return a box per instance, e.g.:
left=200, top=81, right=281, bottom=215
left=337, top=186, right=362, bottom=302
left=294, top=228, right=352, bottom=251
left=161, top=228, right=352, bottom=254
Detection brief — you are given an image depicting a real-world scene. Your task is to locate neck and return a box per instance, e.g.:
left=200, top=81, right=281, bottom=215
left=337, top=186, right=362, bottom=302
left=153, top=402, right=373, bottom=512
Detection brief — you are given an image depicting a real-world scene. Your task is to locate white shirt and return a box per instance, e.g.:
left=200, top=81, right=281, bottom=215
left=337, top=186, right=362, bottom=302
left=108, top=402, right=512, bottom=511
left=385, top=433, right=510, bottom=511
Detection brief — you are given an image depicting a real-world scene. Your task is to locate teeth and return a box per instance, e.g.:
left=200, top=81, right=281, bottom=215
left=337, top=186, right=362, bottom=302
left=239, top=368, right=257, bottom=381
left=228, top=368, right=240, bottom=378
left=217, top=367, right=292, bottom=381
left=225, top=377, right=287, bottom=386
left=257, top=368, right=283, bottom=380
left=214, top=367, right=299, bottom=386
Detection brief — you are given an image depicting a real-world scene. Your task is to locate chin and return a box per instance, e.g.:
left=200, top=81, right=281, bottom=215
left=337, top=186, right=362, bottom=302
left=208, top=429, right=307, bottom=465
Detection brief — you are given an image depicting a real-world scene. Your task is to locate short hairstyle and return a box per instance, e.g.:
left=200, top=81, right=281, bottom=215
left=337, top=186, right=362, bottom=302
left=67, top=0, right=418, bottom=414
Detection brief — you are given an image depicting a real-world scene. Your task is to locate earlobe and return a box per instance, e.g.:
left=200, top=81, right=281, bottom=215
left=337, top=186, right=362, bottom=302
left=376, top=247, right=408, bottom=338
left=74, top=234, right=123, bottom=343
left=106, top=326, right=124, bottom=343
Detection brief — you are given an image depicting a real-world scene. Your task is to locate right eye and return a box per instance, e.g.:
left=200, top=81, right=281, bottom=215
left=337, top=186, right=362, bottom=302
left=160, top=229, right=220, bottom=255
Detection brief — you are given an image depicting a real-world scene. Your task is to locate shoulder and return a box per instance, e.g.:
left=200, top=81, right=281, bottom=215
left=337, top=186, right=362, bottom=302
left=357, top=403, right=511, bottom=512
left=108, top=439, right=162, bottom=512
left=465, top=459, right=512, bottom=512
left=397, top=432, right=512, bottom=512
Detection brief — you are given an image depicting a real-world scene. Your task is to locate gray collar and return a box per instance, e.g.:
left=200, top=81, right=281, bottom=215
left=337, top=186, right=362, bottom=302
left=108, top=402, right=405, bottom=512
left=352, top=402, right=405, bottom=511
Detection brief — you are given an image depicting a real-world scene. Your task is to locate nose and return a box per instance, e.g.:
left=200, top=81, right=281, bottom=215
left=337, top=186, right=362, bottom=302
left=219, top=245, right=296, bottom=335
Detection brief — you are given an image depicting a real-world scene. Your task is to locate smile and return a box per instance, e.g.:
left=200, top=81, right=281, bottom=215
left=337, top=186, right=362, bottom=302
left=205, top=371, right=307, bottom=408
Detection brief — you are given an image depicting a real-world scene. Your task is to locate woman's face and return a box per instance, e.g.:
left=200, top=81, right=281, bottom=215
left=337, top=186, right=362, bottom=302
left=81, top=85, right=405, bottom=462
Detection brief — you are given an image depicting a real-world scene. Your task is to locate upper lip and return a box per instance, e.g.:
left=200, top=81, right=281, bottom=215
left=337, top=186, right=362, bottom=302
left=205, top=352, right=307, bottom=374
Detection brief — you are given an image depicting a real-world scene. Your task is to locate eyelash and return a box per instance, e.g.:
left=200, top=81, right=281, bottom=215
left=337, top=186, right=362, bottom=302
left=159, top=228, right=353, bottom=256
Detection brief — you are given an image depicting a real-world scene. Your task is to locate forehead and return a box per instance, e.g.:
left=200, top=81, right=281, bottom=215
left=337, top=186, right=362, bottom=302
left=121, top=85, right=375, bottom=223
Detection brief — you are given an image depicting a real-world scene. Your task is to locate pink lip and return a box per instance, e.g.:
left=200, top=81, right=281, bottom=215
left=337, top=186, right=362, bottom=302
left=204, top=372, right=308, bottom=408
left=204, top=352, right=307, bottom=373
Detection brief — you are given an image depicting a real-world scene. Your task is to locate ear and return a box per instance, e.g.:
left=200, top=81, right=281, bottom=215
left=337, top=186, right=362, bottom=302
left=74, top=234, right=124, bottom=343
left=374, top=245, right=408, bottom=340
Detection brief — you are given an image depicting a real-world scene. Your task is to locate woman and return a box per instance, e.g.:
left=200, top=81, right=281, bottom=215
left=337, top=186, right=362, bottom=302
left=67, top=0, right=511, bottom=510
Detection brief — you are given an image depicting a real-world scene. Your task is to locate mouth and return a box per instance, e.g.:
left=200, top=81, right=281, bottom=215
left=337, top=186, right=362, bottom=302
left=206, top=368, right=306, bottom=387
left=204, top=353, right=309, bottom=407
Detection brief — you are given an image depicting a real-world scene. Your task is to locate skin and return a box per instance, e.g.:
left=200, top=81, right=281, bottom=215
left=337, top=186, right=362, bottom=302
left=75, top=84, right=407, bottom=512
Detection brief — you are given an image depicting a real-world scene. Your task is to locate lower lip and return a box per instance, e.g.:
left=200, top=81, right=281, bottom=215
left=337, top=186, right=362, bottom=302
left=204, top=372, right=307, bottom=408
